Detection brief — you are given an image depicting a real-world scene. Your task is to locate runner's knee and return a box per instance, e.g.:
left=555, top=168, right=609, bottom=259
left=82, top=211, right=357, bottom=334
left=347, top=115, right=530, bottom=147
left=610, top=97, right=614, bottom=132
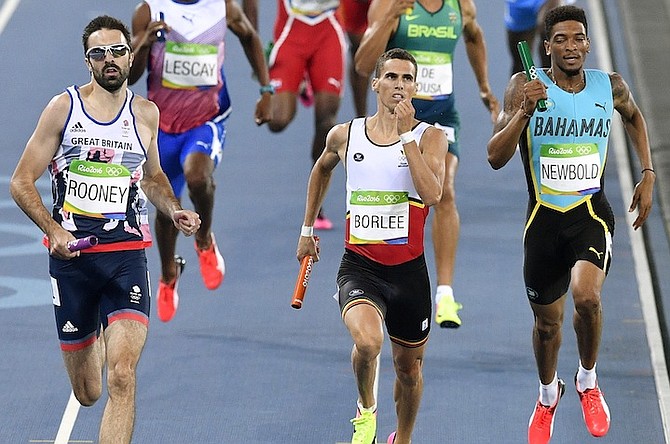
left=393, top=355, right=423, bottom=387
left=534, top=317, right=562, bottom=342
left=72, top=379, right=103, bottom=407
left=106, top=361, right=136, bottom=399
left=573, top=291, right=601, bottom=319
left=185, top=172, right=213, bottom=195
left=354, top=336, right=383, bottom=361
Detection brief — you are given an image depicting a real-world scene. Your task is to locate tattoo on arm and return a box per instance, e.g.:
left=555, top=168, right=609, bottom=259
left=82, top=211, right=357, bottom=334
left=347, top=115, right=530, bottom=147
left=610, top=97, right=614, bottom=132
left=611, top=73, right=636, bottom=123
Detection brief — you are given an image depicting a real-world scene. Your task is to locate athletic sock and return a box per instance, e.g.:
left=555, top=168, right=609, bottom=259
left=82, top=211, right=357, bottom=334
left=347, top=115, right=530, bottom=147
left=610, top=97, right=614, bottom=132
left=539, top=373, right=559, bottom=406
left=576, top=361, right=597, bottom=392
left=435, top=285, right=454, bottom=304
left=357, top=399, right=377, bottom=413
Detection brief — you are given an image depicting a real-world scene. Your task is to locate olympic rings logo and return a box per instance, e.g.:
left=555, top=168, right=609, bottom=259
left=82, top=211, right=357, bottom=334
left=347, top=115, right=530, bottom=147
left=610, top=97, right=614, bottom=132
left=528, top=66, right=538, bottom=80
left=105, top=166, right=125, bottom=176
left=576, top=145, right=593, bottom=155
left=384, top=194, right=402, bottom=204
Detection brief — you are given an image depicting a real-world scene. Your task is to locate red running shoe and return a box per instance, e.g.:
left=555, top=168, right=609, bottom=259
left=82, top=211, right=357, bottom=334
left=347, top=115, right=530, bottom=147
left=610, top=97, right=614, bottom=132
left=157, top=255, right=185, bottom=323
left=576, top=380, right=610, bottom=437
left=528, top=379, right=565, bottom=444
left=195, top=234, right=225, bottom=290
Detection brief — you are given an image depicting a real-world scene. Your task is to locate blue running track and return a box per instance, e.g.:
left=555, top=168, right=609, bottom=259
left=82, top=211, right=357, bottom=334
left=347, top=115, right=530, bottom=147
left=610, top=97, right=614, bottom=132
left=0, top=1, right=668, bottom=442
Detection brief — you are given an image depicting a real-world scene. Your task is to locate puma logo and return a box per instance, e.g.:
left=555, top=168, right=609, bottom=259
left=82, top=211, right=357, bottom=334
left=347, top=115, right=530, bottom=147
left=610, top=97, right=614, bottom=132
left=589, top=247, right=604, bottom=259
left=595, top=102, right=606, bottom=111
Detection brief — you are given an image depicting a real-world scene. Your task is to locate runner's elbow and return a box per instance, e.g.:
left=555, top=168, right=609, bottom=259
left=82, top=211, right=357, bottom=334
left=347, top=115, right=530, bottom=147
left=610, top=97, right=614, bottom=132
left=488, top=155, right=506, bottom=170
left=487, top=144, right=511, bottom=170
left=354, top=57, right=373, bottom=78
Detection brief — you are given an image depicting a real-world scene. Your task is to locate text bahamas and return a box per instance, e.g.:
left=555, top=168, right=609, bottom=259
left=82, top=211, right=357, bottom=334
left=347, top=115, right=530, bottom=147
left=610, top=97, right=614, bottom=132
left=533, top=116, right=611, bottom=138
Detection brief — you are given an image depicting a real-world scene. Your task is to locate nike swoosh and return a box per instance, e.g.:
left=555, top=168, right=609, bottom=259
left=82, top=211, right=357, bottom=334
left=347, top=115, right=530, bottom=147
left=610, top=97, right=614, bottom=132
left=405, top=14, right=420, bottom=21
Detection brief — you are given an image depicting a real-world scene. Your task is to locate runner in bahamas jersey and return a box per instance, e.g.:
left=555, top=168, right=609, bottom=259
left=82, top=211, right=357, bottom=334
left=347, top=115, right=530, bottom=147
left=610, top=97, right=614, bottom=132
left=488, top=6, right=654, bottom=442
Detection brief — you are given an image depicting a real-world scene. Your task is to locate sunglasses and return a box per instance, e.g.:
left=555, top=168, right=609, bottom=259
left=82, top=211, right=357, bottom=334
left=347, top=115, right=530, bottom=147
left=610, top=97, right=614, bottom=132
left=85, top=44, right=131, bottom=61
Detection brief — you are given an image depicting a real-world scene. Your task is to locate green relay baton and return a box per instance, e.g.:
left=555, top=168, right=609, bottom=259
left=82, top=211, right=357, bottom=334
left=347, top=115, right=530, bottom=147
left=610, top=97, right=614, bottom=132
left=517, top=40, right=547, bottom=112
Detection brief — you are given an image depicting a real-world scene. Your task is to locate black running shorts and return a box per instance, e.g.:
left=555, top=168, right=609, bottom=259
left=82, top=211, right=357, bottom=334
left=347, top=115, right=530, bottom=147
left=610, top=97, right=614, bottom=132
left=337, top=249, right=431, bottom=347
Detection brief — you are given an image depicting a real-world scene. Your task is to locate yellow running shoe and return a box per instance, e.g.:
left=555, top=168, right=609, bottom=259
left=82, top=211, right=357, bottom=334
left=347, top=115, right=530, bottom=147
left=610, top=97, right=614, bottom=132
left=435, top=297, right=463, bottom=328
left=350, top=409, right=376, bottom=444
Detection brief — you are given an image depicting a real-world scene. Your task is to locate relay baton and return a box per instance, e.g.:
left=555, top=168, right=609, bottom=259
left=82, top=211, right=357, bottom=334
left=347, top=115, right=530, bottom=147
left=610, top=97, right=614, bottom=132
left=155, top=12, right=166, bottom=42
left=517, top=41, right=547, bottom=112
left=67, top=235, right=98, bottom=252
left=291, top=236, right=319, bottom=310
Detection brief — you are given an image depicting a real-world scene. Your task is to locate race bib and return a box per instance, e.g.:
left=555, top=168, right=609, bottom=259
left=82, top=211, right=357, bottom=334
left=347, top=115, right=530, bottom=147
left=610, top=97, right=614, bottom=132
left=411, top=50, right=453, bottom=100
left=64, top=160, right=131, bottom=219
left=349, top=191, right=409, bottom=244
left=539, top=143, right=601, bottom=195
left=162, top=42, right=218, bottom=89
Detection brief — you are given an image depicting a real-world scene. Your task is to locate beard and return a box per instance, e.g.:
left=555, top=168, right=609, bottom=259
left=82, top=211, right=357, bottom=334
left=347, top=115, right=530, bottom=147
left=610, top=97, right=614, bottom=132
left=92, top=63, right=129, bottom=93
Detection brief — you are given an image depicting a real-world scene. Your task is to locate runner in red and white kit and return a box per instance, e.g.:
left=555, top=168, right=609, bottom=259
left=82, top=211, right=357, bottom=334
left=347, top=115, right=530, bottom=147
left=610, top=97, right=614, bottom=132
left=296, top=48, right=448, bottom=444
left=337, top=0, right=372, bottom=117
left=268, top=0, right=347, bottom=230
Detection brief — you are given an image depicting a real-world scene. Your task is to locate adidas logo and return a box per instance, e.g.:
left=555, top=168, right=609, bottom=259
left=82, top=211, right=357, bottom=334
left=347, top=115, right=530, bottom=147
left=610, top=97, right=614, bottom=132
left=70, top=121, right=86, bottom=132
left=61, top=320, right=79, bottom=333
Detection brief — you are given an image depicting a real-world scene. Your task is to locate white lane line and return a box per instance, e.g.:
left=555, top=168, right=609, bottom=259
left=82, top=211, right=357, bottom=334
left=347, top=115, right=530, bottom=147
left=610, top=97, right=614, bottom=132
left=54, top=391, right=81, bottom=444
left=588, top=0, right=670, bottom=441
left=0, top=0, right=20, bottom=37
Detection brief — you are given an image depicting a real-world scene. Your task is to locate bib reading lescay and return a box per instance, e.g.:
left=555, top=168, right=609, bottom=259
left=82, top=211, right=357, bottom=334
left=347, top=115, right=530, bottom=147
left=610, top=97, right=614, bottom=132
left=145, top=0, right=227, bottom=134
left=521, top=69, right=614, bottom=212
left=49, top=86, right=151, bottom=251
left=345, top=118, right=432, bottom=265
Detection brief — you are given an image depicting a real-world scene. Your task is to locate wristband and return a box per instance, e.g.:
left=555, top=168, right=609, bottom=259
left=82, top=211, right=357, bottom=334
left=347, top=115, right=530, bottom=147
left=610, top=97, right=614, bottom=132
left=259, top=84, right=275, bottom=95
left=399, top=131, right=416, bottom=145
left=300, top=225, right=313, bottom=237
left=641, top=168, right=655, bottom=175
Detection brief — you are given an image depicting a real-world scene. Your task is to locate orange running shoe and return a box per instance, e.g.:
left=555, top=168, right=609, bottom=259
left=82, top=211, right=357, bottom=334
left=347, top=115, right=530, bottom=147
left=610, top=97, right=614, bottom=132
left=528, top=378, right=565, bottom=444
left=195, top=234, right=225, bottom=290
left=156, top=255, right=185, bottom=323
left=576, top=379, right=610, bottom=437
